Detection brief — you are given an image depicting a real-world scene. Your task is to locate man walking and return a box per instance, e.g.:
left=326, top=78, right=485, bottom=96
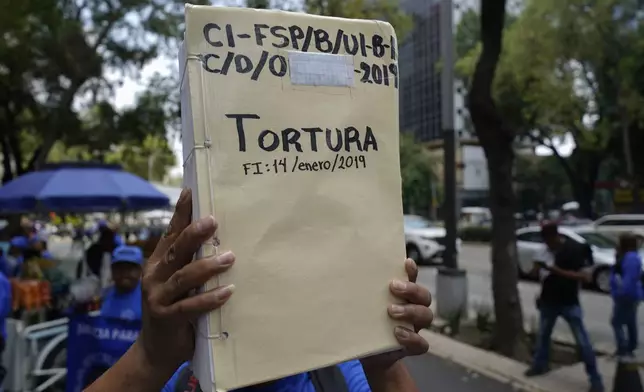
left=525, top=222, right=604, bottom=392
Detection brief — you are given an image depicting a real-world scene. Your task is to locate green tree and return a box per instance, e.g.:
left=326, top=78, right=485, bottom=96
left=303, top=0, right=412, bottom=36
left=467, top=0, right=525, bottom=357
left=457, top=0, right=644, bottom=217
left=247, top=0, right=271, bottom=8
left=399, top=134, right=439, bottom=217
left=514, top=154, right=573, bottom=211
left=0, top=0, right=203, bottom=183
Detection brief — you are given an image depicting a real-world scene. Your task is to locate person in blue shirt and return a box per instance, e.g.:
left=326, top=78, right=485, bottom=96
left=85, top=189, right=432, bottom=392
left=162, top=359, right=372, bottom=392
left=0, top=267, right=11, bottom=385
left=610, top=233, right=643, bottom=357
left=2, top=236, right=28, bottom=277
left=100, top=246, right=144, bottom=321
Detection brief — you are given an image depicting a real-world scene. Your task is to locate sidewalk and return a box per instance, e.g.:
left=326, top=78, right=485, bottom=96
left=421, top=330, right=643, bottom=391
left=405, top=353, right=516, bottom=392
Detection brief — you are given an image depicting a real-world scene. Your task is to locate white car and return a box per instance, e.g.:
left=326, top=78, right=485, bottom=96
left=516, top=226, right=624, bottom=293
left=404, top=215, right=461, bottom=265
left=593, top=214, right=644, bottom=235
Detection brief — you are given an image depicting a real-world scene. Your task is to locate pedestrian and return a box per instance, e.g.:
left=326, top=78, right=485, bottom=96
left=4, top=236, right=28, bottom=277
left=85, top=188, right=433, bottom=392
left=0, top=265, right=11, bottom=387
left=525, top=222, right=604, bottom=392
left=100, top=245, right=143, bottom=321
left=610, top=233, right=643, bottom=357
left=79, top=227, right=117, bottom=284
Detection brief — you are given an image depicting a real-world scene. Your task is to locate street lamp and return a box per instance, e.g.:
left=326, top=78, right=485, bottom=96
left=436, top=0, right=468, bottom=327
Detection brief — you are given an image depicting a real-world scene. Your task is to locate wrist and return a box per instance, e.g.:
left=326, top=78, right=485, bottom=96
left=362, top=360, right=415, bottom=392
left=131, top=338, right=178, bottom=381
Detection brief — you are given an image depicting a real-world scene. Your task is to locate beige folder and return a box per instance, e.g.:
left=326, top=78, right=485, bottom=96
left=180, top=4, right=407, bottom=391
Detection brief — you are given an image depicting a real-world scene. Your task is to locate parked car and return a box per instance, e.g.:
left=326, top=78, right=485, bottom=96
left=515, top=226, right=631, bottom=293
left=404, top=215, right=461, bottom=265
left=593, top=214, right=644, bottom=234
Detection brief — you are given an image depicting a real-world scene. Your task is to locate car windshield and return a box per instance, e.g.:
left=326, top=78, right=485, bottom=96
left=578, top=232, right=617, bottom=249
left=404, top=216, right=434, bottom=229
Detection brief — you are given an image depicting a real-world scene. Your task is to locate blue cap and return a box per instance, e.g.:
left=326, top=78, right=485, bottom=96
left=111, top=246, right=143, bottom=266
left=114, top=234, right=124, bottom=246
left=98, top=220, right=108, bottom=228
left=10, top=236, right=29, bottom=249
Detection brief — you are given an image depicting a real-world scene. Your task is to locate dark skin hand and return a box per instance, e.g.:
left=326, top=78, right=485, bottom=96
left=86, top=188, right=432, bottom=392
left=86, top=189, right=235, bottom=392
left=361, top=258, right=433, bottom=392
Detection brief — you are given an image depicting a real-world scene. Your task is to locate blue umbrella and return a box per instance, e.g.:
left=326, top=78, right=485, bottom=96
left=0, top=163, right=171, bottom=212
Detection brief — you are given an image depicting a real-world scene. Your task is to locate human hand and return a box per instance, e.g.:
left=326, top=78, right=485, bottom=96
left=137, top=188, right=236, bottom=373
left=360, top=258, right=433, bottom=372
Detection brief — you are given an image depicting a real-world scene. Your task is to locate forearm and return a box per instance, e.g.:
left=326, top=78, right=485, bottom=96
left=364, top=361, right=419, bottom=392
left=551, top=267, right=587, bottom=282
left=84, top=340, right=176, bottom=392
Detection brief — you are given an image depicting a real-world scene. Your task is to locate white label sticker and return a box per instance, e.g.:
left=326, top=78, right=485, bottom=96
left=288, top=52, right=355, bottom=87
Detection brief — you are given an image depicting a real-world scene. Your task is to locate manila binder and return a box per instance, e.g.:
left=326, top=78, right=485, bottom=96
left=180, top=5, right=407, bottom=391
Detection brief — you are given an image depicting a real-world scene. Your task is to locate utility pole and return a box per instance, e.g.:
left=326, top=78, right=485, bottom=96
left=440, top=0, right=458, bottom=270
left=436, top=0, right=468, bottom=329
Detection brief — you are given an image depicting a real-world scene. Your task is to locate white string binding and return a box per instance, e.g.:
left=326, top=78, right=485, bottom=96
left=185, top=53, right=228, bottom=342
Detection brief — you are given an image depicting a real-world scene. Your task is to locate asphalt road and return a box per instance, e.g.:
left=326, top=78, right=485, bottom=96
left=405, top=353, right=515, bottom=392
left=418, top=244, right=644, bottom=353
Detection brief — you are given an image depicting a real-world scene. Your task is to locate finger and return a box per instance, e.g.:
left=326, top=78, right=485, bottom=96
left=158, top=251, right=235, bottom=304
left=388, top=304, right=434, bottom=332
left=394, top=327, right=429, bottom=356
left=153, top=215, right=218, bottom=282
left=151, top=188, right=193, bottom=260
left=390, top=280, right=431, bottom=307
left=405, top=258, right=418, bottom=283
left=161, top=284, right=235, bottom=320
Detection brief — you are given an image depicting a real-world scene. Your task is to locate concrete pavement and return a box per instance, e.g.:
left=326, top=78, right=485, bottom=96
left=405, top=352, right=516, bottom=392
left=417, top=329, right=642, bottom=392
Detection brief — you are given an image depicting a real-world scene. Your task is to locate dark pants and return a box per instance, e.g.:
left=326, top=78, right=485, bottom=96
left=0, top=336, right=5, bottom=387
left=611, top=298, right=639, bottom=356
left=531, top=304, right=603, bottom=389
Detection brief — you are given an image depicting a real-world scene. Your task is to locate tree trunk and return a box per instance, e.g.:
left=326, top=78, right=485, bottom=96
left=1, top=136, right=14, bottom=184
left=468, top=0, right=524, bottom=358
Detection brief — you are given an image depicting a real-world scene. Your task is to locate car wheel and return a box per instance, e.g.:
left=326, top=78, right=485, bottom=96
left=406, top=245, right=423, bottom=265
left=593, top=267, right=612, bottom=294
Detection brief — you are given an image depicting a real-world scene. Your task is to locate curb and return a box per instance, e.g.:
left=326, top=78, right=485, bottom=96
left=421, top=330, right=549, bottom=392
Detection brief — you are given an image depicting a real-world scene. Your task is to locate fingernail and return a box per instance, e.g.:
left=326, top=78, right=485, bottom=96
left=395, top=327, right=410, bottom=339
left=392, top=280, right=407, bottom=291
left=196, top=215, right=216, bottom=233
left=179, top=188, right=191, bottom=202
left=214, top=284, right=235, bottom=301
left=390, top=304, right=405, bottom=316
left=217, top=251, right=235, bottom=266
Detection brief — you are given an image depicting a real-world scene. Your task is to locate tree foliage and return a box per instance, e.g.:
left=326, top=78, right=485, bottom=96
left=304, top=0, right=412, bottom=37
left=514, top=154, right=572, bottom=211
left=0, top=0, right=201, bottom=183
left=456, top=0, right=644, bottom=217
left=399, top=134, right=439, bottom=217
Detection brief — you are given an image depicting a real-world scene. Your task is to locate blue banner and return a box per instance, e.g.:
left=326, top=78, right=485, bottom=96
left=66, top=315, right=141, bottom=392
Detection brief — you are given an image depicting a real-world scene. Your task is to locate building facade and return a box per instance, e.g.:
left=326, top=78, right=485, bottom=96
left=399, top=0, right=488, bottom=206
left=399, top=0, right=442, bottom=142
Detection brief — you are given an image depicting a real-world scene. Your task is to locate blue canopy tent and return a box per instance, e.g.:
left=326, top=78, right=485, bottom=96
left=0, top=163, right=171, bottom=213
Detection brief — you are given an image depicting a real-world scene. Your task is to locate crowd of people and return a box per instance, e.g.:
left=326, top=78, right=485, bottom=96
left=0, top=205, right=642, bottom=391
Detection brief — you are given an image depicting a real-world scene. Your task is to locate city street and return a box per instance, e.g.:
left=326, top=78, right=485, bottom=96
left=405, top=353, right=515, bottom=392
left=418, top=244, right=644, bottom=352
